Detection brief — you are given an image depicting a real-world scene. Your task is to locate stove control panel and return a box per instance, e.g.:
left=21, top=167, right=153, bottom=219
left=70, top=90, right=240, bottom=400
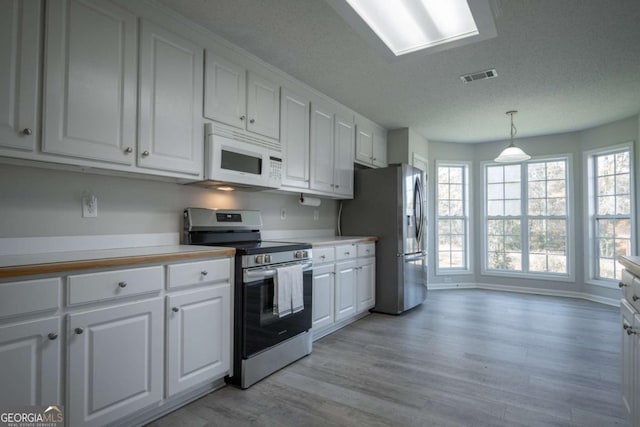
left=243, top=249, right=312, bottom=268
left=294, top=250, right=309, bottom=259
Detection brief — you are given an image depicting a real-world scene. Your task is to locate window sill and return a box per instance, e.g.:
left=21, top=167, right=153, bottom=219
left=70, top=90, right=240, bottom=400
left=435, top=269, right=473, bottom=276
left=480, top=270, right=574, bottom=283
left=584, top=279, right=620, bottom=289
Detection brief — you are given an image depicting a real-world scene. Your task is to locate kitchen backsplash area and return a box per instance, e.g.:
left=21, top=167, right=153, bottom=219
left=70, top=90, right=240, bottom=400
left=0, top=164, right=337, bottom=240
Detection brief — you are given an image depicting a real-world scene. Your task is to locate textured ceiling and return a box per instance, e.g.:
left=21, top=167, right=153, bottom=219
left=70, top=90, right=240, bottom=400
left=157, top=0, right=640, bottom=143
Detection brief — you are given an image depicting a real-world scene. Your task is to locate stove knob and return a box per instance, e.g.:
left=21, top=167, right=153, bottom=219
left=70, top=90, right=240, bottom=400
left=302, top=250, right=309, bottom=258
left=294, top=251, right=302, bottom=259
left=255, top=255, right=264, bottom=264
left=265, top=255, right=272, bottom=263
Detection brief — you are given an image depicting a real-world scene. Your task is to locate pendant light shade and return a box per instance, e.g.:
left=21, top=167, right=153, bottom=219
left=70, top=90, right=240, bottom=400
left=494, top=111, right=530, bottom=163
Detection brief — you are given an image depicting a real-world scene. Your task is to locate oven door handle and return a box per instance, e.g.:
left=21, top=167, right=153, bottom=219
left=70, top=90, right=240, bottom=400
left=244, top=262, right=313, bottom=281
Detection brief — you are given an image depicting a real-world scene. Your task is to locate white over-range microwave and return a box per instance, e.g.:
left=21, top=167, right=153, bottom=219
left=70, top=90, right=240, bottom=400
left=203, top=123, right=282, bottom=190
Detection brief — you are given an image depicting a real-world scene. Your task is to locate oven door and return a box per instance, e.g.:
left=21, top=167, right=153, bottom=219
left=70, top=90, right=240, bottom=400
left=242, top=262, right=312, bottom=358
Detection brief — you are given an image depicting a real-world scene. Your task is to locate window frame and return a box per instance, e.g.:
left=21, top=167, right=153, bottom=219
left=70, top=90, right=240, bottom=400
left=480, top=154, right=575, bottom=282
left=435, top=160, right=472, bottom=275
left=584, top=142, right=636, bottom=288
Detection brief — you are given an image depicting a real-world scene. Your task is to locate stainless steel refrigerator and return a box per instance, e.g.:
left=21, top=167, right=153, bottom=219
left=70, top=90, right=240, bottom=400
left=341, top=164, right=427, bottom=314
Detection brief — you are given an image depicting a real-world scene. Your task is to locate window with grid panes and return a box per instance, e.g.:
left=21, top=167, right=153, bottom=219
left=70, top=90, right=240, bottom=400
left=436, top=163, right=469, bottom=271
left=485, top=158, right=569, bottom=275
left=593, top=149, right=632, bottom=280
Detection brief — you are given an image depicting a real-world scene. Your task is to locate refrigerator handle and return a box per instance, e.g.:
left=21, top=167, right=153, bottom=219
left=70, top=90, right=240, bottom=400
left=414, top=177, right=423, bottom=243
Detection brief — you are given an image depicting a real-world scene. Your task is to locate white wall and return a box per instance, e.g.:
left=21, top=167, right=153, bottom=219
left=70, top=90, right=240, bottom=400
left=0, top=164, right=338, bottom=238
left=427, top=115, right=639, bottom=302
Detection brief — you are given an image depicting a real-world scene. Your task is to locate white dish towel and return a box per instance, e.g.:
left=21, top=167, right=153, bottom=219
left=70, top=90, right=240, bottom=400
left=273, top=264, right=304, bottom=317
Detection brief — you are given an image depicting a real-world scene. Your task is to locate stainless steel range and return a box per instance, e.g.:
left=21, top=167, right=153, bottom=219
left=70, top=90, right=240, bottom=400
left=183, top=208, right=313, bottom=389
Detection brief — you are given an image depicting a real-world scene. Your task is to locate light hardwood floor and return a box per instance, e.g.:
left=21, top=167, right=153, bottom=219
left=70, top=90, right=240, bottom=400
left=148, top=289, right=627, bottom=426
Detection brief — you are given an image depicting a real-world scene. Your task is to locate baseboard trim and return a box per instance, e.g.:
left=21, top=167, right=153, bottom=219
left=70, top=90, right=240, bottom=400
left=428, top=282, right=620, bottom=307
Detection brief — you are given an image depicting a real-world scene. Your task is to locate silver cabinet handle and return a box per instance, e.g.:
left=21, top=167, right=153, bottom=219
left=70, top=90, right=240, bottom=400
left=201, top=270, right=208, bottom=276
left=124, top=147, right=133, bottom=154
left=628, top=328, right=637, bottom=336
left=335, top=185, right=340, bottom=188
left=172, top=307, right=179, bottom=312
left=47, top=333, right=58, bottom=340
left=320, top=255, right=326, bottom=259
left=634, top=295, right=639, bottom=302
left=142, top=150, right=149, bottom=157
left=620, top=282, right=628, bottom=288
left=22, top=128, right=32, bottom=135
left=118, top=281, right=127, bottom=288
left=240, top=115, right=246, bottom=121
left=249, top=118, right=255, bottom=123
left=345, top=251, right=350, bottom=255
left=75, top=328, right=84, bottom=335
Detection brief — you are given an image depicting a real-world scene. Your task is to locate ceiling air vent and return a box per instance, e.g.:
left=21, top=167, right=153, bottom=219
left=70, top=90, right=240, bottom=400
left=460, top=69, right=498, bottom=83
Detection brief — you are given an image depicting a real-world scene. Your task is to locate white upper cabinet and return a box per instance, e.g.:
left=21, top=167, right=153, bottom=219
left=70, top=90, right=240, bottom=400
left=280, top=87, right=310, bottom=188
left=204, top=52, right=246, bottom=130
left=333, top=114, right=355, bottom=197
left=372, top=128, right=388, bottom=168
left=0, top=0, right=40, bottom=152
left=138, top=20, right=203, bottom=176
left=309, top=101, right=335, bottom=193
left=204, top=52, right=280, bottom=140
left=247, top=72, right=280, bottom=139
left=355, top=119, right=387, bottom=168
left=43, top=0, right=137, bottom=164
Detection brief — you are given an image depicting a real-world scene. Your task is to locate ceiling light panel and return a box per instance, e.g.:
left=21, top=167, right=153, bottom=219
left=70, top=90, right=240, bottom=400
left=345, top=0, right=479, bottom=56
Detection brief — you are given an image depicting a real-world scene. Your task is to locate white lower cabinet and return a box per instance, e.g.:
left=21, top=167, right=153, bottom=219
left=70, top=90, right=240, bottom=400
left=312, top=242, right=375, bottom=339
left=67, top=298, right=164, bottom=427
left=0, top=317, right=61, bottom=405
left=620, top=267, right=640, bottom=426
left=166, top=284, right=231, bottom=397
left=335, top=260, right=357, bottom=322
left=312, top=263, right=335, bottom=330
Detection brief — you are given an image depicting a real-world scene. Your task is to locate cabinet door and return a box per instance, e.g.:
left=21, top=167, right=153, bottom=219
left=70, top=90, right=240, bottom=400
left=310, top=102, right=335, bottom=193
left=372, top=129, right=387, bottom=168
left=0, top=317, right=60, bottom=405
left=335, top=260, right=357, bottom=321
left=0, top=0, right=40, bottom=152
left=621, top=299, right=635, bottom=419
left=312, top=263, right=335, bottom=331
left=355, top=125, right=373, bottom=165
left=43, top=0, right=137, bottom=164
left=204, top=51, right=246, bottom=129
left=68, top=298, right=163, bottom=427
left=333, top=114, right=355, bottom=197
left=247, top=72, right=280, bottom=139
left=280, top=88, right=310, bottom=188
left=139, top=20, right=203, bottom=176
left=166, top=285, right=231, bottom=397
left=356, top=258, right=375, bottom=313
left=635, top=312, right=640, bottom=427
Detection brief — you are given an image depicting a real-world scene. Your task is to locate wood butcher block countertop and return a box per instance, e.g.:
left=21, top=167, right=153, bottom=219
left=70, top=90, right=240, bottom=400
left=620, top=255, right=640, bottom=278
left=0, top=245, right=235, bottom=279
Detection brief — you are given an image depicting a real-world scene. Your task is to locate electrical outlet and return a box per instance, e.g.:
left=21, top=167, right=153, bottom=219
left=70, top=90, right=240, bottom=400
left=280, top=207, right=286, bottom=220
left=313, top=210, right=319, bottom=221
left=82, top=195, right=98, bottom=218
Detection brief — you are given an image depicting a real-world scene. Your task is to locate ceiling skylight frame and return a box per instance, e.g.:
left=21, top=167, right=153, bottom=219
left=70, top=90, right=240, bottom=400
left=324, top=0, right=497, bottom=61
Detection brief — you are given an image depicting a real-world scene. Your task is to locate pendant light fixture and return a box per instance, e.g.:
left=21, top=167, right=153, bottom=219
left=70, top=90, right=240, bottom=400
left=494, top=110, right=530, bottom=163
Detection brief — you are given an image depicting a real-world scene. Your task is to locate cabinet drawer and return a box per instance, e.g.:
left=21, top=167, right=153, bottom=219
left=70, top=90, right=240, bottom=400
left=313, top=247, right=335, bottom=264
left=0, top=278, right=60, bottom=319
left=335, top=244, right=356, bottom=261
left=67, top=266, right=163, bottom=305
left=357, top=243, right=375, bottom=258
left=167, top=258, right=230, bottom=289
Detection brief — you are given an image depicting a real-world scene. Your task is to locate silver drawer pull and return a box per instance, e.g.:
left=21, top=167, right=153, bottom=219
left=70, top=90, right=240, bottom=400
left=47, top=333, right=58, bottom=340
left=634, top=295, right=639, bottom=302
left=118, top=281, right=127, bottom=288
left=201, top=270, right=208, bottom=276
left=620, top=282, right=628, bottom=288
left=22, top=128, right=32, bottom=135
left=75, top=328, right=84, bottom=335
left=172, top=307, right=179, bottom=313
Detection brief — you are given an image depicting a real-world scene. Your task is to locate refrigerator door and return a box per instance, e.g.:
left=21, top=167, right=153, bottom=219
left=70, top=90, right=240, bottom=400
left=402, top=251, right=427, bottom=311
left=402, top=165, right=424, bottom=255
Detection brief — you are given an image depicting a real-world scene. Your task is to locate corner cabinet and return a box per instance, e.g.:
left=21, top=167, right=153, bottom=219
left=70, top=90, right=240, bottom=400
left=138, top=20, right=203, bottom=176
left=355, top=119, right=387, bottom=168
left=311, top=242, right=376, bottom=340
left=0, top=0, right=41, bottom=152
